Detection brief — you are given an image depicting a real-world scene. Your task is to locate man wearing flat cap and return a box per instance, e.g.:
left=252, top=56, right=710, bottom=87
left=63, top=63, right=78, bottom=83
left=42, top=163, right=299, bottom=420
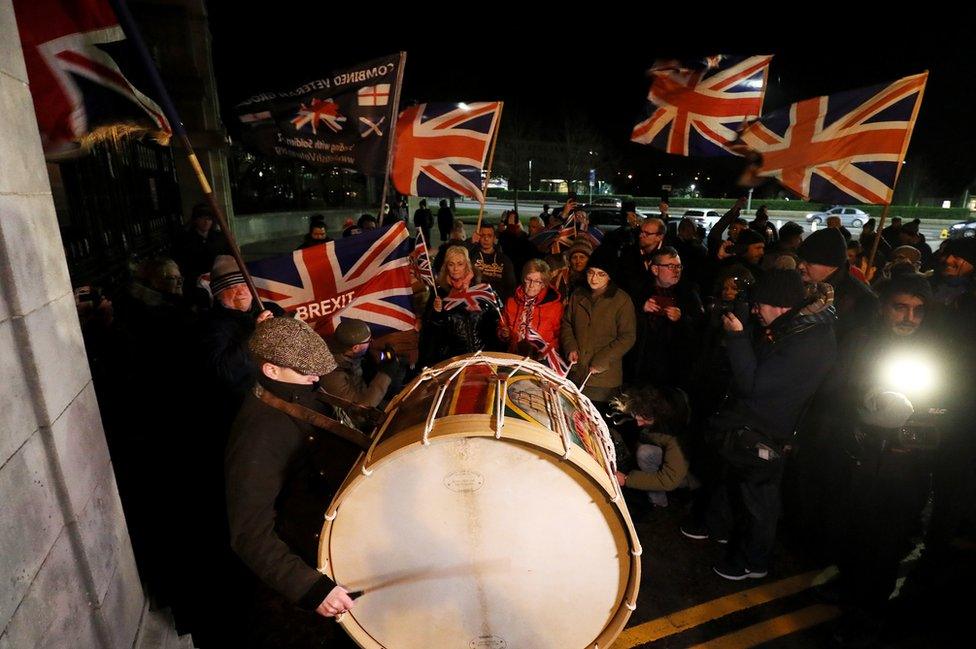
left=319, top=318, right=405, bottom=425
left=226, top=317, right=361, bottom=647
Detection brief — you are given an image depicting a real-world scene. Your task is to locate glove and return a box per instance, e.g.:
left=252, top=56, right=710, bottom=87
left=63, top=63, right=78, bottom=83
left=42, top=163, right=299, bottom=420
left=378, top=358, right=406, bottom=384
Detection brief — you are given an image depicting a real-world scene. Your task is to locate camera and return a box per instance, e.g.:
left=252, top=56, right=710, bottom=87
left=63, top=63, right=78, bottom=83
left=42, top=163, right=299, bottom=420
left=377, top=344, right=397, bottom=364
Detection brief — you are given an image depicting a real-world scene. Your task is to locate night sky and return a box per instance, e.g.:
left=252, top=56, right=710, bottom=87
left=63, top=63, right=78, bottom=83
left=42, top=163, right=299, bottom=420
left=205, top=8, right=976, bottom=200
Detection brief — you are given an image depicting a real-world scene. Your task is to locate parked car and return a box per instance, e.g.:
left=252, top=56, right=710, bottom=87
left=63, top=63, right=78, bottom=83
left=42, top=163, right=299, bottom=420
left=579, top=207, right=651, bottom=228
left=948, top=218, right=976, bottom=239
left=680, top=208, right=722, bottom=229
left=590, top=196, right=623, bottom=209
left=805, top=206, right=870, bottom=227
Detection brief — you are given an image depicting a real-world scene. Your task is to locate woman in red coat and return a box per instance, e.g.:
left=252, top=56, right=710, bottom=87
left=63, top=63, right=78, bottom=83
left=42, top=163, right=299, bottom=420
left=498, top=259, right=563, bottom=357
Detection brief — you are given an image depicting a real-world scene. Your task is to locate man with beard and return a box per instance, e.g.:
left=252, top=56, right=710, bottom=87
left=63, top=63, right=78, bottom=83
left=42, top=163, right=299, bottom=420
left=820, top=273, right=949, bottom=646
left=797, top=228, right=877, bottom=344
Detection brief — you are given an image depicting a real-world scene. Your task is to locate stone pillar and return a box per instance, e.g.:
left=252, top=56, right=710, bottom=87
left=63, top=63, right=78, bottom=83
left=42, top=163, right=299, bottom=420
left=0, top=2, right=156, bottom=646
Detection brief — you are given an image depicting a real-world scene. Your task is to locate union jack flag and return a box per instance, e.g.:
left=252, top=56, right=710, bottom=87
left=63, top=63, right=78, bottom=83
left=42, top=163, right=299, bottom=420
left=391, top=102, right=502, bottom=203
left=410, top=229, right=437, bottom=288
left=291, top=97, right=346, bottom=134
left=733, top=73, right=928, bottom=205
left=525, top=325, right=571, bottom=377
left=530, top=213, right=603, bottom=254
left=246, top=222, right=417, bottom=336
left=631, top=55, right=772, bottom=157
left=13, top=0, right=172, bottom=156
left=443, top=283, right=502, bottom=313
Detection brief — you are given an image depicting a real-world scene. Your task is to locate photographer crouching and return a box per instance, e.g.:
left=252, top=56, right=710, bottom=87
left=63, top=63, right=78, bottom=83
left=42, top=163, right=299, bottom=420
left=682, top=269, right=837, bottom=580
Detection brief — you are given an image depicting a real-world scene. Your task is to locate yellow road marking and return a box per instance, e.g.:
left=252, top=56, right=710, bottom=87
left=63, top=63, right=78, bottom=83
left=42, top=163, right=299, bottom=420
left=615, top=567, right=837, bottom=648
left=687, top=604, right=841, bottom=649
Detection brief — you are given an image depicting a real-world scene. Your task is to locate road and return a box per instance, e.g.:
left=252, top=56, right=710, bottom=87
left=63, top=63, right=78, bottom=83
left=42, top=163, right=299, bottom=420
left=456, top=198, right=955, bottom=243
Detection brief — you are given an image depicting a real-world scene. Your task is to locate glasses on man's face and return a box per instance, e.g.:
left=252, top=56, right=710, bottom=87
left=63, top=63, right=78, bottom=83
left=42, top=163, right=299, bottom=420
left=640, top=230, right=663, bottom=237
left=653, top=263, right=682, bottom=271
left=586, top=269, right=608, bottom=278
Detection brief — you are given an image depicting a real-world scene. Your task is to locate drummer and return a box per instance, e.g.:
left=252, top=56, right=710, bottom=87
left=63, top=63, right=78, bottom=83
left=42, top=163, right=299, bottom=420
left=225, top=317, right=361, bottom=646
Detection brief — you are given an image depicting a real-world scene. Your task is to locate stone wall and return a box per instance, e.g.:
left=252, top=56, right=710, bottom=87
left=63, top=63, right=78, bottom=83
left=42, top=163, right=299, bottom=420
left=0, top=2, right=163, bottom=646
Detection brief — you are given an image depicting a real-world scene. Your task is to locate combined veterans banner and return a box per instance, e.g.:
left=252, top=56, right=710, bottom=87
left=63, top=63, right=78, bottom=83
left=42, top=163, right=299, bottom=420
left=235, top=53, right=403, bottom=176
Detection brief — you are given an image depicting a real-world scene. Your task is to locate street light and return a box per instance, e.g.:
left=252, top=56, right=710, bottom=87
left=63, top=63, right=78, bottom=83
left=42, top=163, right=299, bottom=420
left=528, top=159, right=532, bottom=191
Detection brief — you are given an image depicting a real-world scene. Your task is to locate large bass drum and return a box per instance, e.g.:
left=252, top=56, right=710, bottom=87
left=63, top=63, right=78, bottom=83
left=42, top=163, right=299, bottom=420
left=318, top=352, right=641, bottom=648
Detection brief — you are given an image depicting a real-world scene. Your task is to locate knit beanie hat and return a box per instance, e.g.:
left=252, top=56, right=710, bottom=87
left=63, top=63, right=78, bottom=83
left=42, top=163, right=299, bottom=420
left=567, top=239, right=594, bottom=259
left=798, top=228, right=847, bottom=267
left=249, top=317, right=337, bottom=376
left=210, top=255, right=246, bottom=294
left=753, top=268, right=806, bottom=308
left=946, top=237, right=976, bottom=267
left=585, top=245, right=617, bottom=274
left=735, top=227, right=766, bottom=253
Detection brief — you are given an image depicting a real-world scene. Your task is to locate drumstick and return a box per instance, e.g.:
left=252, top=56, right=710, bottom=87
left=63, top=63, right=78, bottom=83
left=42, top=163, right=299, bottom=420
left=340, top=559, right=512, bottom=599
left=578, top=369, right=594, bottom=391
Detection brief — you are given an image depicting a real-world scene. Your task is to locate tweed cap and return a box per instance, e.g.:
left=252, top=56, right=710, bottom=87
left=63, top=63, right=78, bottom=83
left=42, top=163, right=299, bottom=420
left=249, top=317, right=337, bottom=376
left=334, top=318, right=371, bottom=349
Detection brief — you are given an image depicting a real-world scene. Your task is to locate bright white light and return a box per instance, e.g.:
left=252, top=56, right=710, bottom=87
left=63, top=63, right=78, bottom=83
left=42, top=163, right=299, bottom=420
left=744, top=79, right=764, bottom=89
left=942, top=200, right=951, bottom=209
left=690, top=184, right=696, bottom=191
left=880, top=353, right=937, bottom=396
left=627, top=174, right=633, bottom=180
left=257, top=171, right=263, bottom=177
left=457, top=102, right=470, bottom=111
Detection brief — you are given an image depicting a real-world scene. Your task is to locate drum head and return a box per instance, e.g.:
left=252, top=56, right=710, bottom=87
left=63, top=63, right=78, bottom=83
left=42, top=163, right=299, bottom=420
left=324, top=435, right=631, bottom=649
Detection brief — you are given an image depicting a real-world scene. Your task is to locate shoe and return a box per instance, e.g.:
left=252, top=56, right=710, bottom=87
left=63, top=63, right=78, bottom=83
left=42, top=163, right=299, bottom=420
left=680, top=524, right=728, bottom=544
left=713, top=558, right=768, bottom=581
left=680, top=523, right=710, bottom=540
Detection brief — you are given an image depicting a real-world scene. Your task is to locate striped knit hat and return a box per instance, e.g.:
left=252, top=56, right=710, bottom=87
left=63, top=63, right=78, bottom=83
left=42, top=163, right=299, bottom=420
left=210, top=255, right=246, bottom=295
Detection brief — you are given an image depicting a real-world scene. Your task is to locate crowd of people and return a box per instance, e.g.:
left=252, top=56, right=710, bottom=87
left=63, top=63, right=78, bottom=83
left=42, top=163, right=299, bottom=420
left=72, top=197, right=976, bottom=647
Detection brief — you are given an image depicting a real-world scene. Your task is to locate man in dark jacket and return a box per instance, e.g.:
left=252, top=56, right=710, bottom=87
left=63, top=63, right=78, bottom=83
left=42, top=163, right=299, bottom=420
left=798, top=228, right=877, bottom=344
left=226, top=317, right=361, bottom=647
left=683, top=269, right=837, bottom=580
left=625, top=246, right=704, bottom=389
left=616, top=217, right=667, bottom=299
left=173, top=203, right=230, bottom=286
left=436, top=199, right=454, bottom=243
left=413, top=199, right=434, bottom=244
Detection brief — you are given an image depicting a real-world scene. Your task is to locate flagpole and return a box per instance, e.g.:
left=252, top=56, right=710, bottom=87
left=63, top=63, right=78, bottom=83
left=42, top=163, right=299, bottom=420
left=107, top=0, right=264, bottom=308
left=378, top=51, right=408, bottom=223
left=475, top=102, right=504, bottom=235
left=865, top=71, right=928, bottom=273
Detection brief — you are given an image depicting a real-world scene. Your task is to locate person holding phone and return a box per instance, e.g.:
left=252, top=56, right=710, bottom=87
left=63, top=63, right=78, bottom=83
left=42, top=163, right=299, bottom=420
left=626, top=246, right=704, bottom=389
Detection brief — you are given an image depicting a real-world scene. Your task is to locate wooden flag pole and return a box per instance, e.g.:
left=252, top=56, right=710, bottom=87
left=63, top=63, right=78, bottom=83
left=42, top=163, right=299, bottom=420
left=378, top=52, right=408, bottom=223
left=865, top=71, right=928, bottom=274
left=474, top=102, right=504, bottom=235
left=108, top=0, right=263, bottom=307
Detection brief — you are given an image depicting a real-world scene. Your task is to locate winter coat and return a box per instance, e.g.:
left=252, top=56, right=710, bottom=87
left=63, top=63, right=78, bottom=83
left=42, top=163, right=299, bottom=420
left=826, top=263, right=878, bottom=344
left=419, top=285, right=501, bottom=366
left=625, top=431, right=690, bottom=492
left=718, top=301, right=837, bottom=442
left=225, top=378, right=362, bottom=609
left=319, top=354, right=391, bottom=409
left=499, top=285, right=563, bottom=354
left=560, top=283, right=637, bottom=402
left=626, top=280, right=704, bottom=388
